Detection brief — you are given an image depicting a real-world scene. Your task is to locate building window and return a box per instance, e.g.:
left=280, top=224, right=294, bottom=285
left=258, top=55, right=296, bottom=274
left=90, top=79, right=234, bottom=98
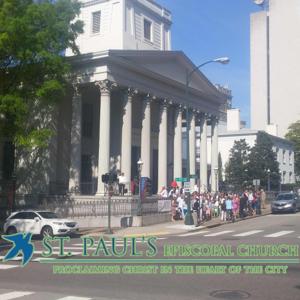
left=92, top=11, right=101, bottom=34
left=289, top=151, right=292, bottom=165
left=82, top=103, right=93, bottom=138
left=144, top=18, right=152, bottom=41
left=283, top=150, right=286, bottom=164
left=289, top=172, right=293, bottom=183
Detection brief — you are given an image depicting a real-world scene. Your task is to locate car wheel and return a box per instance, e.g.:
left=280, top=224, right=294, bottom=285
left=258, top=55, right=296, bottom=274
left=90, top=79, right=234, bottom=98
left=41, top=226, right=53, bottom=237
left=6, top=226, right=17, bottom=235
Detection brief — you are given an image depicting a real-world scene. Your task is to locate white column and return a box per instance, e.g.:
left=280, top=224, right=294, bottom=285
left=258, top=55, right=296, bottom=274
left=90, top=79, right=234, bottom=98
left=69, top=86, right=82, bottom=194
left=96, top=80, right=114, bottom=195
left=141, top=95, right=151, bottom=178
left=158, top=101, right=168, bottom=190
left=200, top=114, right=208, bottom=193
left=121, top=88, right=134, bottom=194
left=189, top=111, right=196, bottom=188
left=211, top=116, right=219, bottom=193
left=173, top=106, right=182, bottom=182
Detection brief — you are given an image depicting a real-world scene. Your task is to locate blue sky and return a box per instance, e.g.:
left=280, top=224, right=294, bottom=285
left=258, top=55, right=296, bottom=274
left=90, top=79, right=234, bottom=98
left=158, top=0, right=262, bottom=126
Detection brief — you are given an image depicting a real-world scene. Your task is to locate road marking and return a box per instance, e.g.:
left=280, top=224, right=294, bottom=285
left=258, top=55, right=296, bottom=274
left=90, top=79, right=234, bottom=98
left=31, top=257, right=56, bottom=262
left=264, top=231, right=295, bottom=237
left=178, top=231, right=210, bottom=237
left=33, top=250, right=82, bottom=255
left=0, top=256, right=22, bottom=261
left=0, top=291, right=34, bottom=300
left=204, top=230, right=234, bottom=237
left=0, top=265, right=18, bottom=269
left=233, top=230, right=264, bottom=237
left=167, top=224, right=200, bottom=231
left=57, top=296, right=92, bottom=300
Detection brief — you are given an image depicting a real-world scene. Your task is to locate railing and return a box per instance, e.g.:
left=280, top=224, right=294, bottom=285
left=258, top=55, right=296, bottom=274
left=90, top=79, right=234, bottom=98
left=0, top=193, right=171, bottom=220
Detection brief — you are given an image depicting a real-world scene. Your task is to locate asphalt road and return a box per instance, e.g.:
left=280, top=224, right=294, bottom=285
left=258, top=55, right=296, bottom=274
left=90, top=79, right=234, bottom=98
left=0, top=213, right=299, bottom=300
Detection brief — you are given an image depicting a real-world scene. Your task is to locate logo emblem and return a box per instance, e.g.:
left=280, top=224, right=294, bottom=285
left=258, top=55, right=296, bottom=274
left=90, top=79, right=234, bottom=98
left=2, top=233, right=35, bottom=266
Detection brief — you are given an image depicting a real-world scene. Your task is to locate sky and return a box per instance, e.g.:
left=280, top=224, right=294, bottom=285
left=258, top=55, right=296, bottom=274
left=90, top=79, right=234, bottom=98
left=158, top=0, right=263, bottom=127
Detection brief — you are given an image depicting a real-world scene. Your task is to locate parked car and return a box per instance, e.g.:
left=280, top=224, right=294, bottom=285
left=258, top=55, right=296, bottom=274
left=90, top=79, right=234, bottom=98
left=271, top=193, right=300, bottom=214
left=3, top=210, right=79, bottom=237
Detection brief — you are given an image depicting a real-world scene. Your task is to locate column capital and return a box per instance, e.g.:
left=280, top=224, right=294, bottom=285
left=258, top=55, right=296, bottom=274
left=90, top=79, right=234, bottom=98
left=95, top=80, right=117, bottom=94
left=144, top=93, right=156, bottom=104
left=126, top=87, right=139, bottom=98
left=72, top=82, right=83, bottom=97
left=160, top=99, right=169, bottom=109
left=198, top=112, right=209, bottom=119
left=211, top=115, right=219, bottom=124
left=174, top=104, right=184, bottom=112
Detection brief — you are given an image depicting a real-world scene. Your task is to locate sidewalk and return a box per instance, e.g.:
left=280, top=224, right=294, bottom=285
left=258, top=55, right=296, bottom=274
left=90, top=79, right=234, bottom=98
left=0, top=205, right=271, bottom=242
left=85, top=205, right=271, bottom=238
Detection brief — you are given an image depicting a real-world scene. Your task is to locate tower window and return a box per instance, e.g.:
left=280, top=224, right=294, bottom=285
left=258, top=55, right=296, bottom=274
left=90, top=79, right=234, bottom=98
left=92, top=11, right=101, bottom=34
left=144, top=19, right=152, bottom=41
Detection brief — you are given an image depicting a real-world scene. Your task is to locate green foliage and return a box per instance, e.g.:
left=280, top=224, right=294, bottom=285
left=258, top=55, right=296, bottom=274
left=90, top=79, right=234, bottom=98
left=247, top=131, right=280, bottom=190
left=0, top=0, right=83, bottom=148
left=285, top=120, right=300, bottom=179
left=225, top=139, right=251, bottom=191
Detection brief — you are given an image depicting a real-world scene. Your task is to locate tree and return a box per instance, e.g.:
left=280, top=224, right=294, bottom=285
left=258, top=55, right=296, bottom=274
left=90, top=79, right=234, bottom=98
left=285, top=120, right=300, bottom=180
left=247, top=131, right=280, bottom=190
left=225, top=139, right=251, bottom=191
left=0, top=0, right=83, bottom=181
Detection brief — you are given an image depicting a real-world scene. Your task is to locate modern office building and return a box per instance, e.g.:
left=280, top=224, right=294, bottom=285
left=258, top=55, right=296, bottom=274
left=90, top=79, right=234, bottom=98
left=250, top=0, right=300, bottom=138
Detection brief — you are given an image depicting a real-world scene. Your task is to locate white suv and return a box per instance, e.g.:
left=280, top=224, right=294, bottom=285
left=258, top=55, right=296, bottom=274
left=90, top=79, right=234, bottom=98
left=3, top=211, right=79, bottom=237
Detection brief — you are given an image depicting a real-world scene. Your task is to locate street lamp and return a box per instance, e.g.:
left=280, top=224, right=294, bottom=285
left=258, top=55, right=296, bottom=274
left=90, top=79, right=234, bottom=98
left=267, top=168, right=271, bottom=192
left=184, top=57, right=230, bottom=225
left=137, top=158, right=143, bottom=215
left=214, top=167, right=219, bottom=192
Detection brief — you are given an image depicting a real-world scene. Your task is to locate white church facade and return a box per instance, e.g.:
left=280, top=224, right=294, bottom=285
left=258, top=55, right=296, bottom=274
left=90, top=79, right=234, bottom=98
left=17, top=0, right=227, bottom=196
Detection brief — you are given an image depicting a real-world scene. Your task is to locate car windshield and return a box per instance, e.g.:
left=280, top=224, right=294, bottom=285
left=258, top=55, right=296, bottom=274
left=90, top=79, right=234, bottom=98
left=38, top=212, right=59, bottom=219
left=276, top=194, right=294, bottom=200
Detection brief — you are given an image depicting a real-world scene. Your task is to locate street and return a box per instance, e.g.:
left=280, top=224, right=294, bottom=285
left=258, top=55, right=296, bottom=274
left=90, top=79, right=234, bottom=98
left=0, top=213, right=300, bottom=300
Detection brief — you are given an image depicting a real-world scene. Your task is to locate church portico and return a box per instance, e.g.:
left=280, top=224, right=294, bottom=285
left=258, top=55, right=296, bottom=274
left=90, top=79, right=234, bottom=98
left=63, top=50, right=226, bottom=197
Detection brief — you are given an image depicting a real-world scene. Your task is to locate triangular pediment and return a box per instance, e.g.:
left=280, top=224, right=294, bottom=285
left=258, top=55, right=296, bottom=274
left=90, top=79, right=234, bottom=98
left=108, top=50, right=222, bottom=97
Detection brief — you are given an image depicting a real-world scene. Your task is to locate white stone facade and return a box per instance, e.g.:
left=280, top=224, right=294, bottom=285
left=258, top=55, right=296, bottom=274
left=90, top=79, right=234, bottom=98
left=251, top=0, right=300, bottom=138
left=66, top=0, right=172, bottom=56
left=202, top=130, right=295, bottom=185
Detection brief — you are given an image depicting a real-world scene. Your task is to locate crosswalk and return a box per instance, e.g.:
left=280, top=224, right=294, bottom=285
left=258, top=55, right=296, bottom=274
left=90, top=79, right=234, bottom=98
left=178, top=229, right=299, bottom=238
left=233, top=230, right=264, bottom=237
left=264, top=231, right=295, bottom=238
left=0, top=289, right=99, bottom=300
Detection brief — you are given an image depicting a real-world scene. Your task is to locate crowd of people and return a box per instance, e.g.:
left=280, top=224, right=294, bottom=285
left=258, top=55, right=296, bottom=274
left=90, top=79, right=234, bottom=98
left=159, top=184, right=266, bottom=225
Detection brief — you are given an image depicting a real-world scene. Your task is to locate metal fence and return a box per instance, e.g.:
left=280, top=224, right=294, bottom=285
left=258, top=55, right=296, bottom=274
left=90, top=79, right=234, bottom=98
left=0, top=193, right=171, bottom=220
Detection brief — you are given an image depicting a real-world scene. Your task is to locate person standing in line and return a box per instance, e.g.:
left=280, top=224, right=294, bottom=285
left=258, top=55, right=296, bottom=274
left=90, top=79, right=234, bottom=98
left=159, top=186, right=168, bottom=199
left=177, top=194, right=185, bottom=219
left=118, top=172, right=126, bottom=196
left=220, top=194, right=226, bottom=221
left=225, top=194, right=233, bottom=221
left=232, top=194, right=239, bottom=219
left=171, top=198, right=178, bottom=222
